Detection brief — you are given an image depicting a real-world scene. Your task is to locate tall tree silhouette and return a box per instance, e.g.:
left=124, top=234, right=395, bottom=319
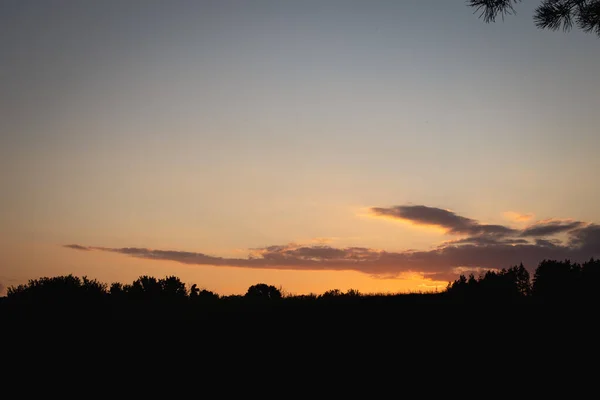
left=532, top=259, right=581, bottom=302
left=446, top=264, right=531, bottom=302
left=580, top=258, right=600, bottom=303
left=510, top=263, right=532, bottom=297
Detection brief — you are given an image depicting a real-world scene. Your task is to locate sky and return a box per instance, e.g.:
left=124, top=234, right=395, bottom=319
left=1, top=0, right=599, bottom=296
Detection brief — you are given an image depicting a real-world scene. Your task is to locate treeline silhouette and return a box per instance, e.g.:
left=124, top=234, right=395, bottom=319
left=2, top=258, right=600, bottom=320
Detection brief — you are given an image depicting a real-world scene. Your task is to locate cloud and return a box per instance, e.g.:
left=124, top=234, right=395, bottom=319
left=64, top=231, right=600, bottom=283
left=534, top=238, right=561, bottom=248
left=371, top=205, right=476, bottom=231
left=64, top=244, right=93, bottom=251
left=0, top=281, right=5, bottom=297
left=310, top=237, right=336, bottom=244
left=370, top=205, right=516, bottom=237
left=371, top=205, right=588, bottom=240
left=568, top=224, right=600, bottom=252
left=442, top=236, right=530, bottom=246
left=520, top=219, right=586, bottom=237
left=64, top=204, right=600, bottom=283
left=504, top=212, right=534, bottom=222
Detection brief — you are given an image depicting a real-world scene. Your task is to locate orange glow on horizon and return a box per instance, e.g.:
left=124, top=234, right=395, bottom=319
left=0, top=238, right=451, bottom=297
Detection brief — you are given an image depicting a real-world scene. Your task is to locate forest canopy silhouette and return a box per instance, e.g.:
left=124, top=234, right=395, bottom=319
left=3, top=258, right=600, bottom=320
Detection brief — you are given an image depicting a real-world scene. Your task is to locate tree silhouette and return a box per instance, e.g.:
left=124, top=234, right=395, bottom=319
left=3, top=259, right=600, bottom=321
left=579, top=258, right=600, bottom=302
left=5, top=274, right=108, bottom=318
left=189, top=284, right=219, bottom=306
left=445, top=274, right=471, bottom=299
left=468, top=0, right=600, bottom=37
left=245, top=283, right=282, bottom=300
left=532, top=259, right=581, bottom=302
left=129, top=275, right=162, bottom=299
left=511, top=263, right=532, bottom=297
left=7, top=274, right=107, bottom=302
left=159, top=276, right=187, bottom=299
left=446, top=264, right=531, bottom=302
left=198, top=289, right=219, bottom=300
left=110, top=282, right=124, bottom=295
left=321, top=289, right=344, bottom=298
left=345, top=289, right=361, bottom=297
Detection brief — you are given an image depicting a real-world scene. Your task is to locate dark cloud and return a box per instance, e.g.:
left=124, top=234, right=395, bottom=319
left=568, top=224, right=600, bottom=252
left=370, top=205, right=516, bottom=236
left=63, top=230, right=600, bottom=283
left=534, top=238, right=561, bottom=248
left=64, top=244, right=92, bottom=251
left=462, top=224, right=516, bottom=236
left=521, top=220, right=585, bottom=237
left=444, top=236, right=529, bottom=246
left=371, top=205, right=476, bottom=232
left=63, top=205, right=600, bottom=283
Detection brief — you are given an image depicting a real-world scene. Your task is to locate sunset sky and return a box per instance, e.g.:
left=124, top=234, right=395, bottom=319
left=1, top=1, right=599, bottom=296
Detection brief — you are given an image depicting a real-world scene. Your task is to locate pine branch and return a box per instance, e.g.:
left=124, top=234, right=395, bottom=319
left=468, top=0, right=600, bottom=37
left=577, top=0, right=600, bottom=35
left=467, top=0, right=523, bottom=22
left=534, top=0, right=577, bottom=32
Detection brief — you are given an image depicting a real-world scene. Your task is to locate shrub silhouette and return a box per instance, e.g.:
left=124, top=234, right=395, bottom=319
left=321, top=289, right=343, bottom=298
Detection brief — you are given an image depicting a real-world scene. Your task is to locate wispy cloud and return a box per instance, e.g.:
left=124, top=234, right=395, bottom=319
left=520, top=219, right=585, bottom=237
left=64, top=204, right=600, bottom=283
left=65, top=204, right=600, bottom=282
left=310, top=237, right=337, bottom=244
left=504, top=211, right=534, bottom=222
left=370, top=205, right=516, bottom=236
left=64, top=244, right=93, bottom=251
left=370, top=205, right=588, bottom=241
